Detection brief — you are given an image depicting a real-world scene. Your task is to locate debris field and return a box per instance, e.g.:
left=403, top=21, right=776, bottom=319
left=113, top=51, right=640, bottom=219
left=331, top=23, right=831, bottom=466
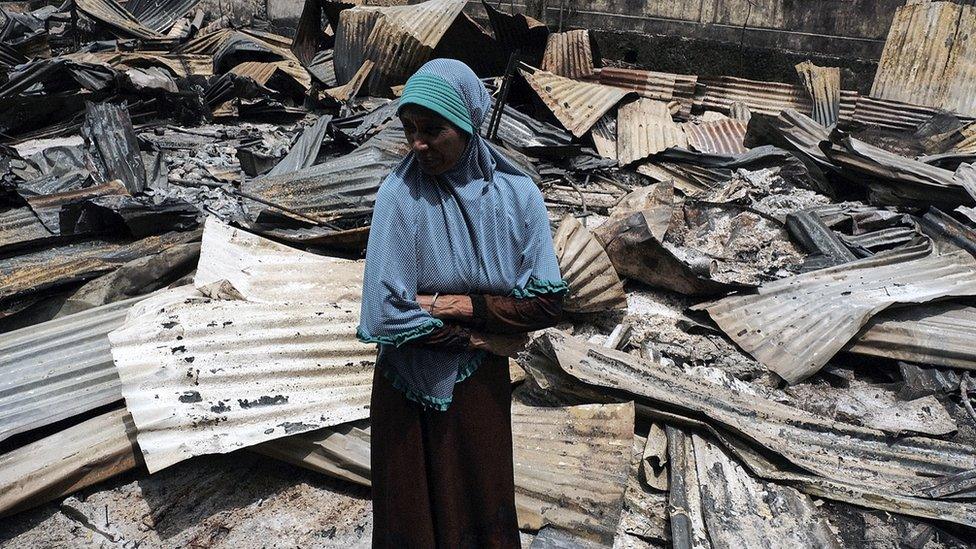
left=1, top=0, right=976, bottom=547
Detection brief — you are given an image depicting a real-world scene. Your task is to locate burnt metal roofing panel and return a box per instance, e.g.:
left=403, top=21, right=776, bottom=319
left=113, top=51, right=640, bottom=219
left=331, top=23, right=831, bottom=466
left=74, top=0, right=165, bottom=40
left=333, top=8, right=380, bottom=85
left=520, top=67, right=634, bottom=138
left=699, top=240, right=976, bottom=384
left=0, top=207, right=53, bottom=254
left=0, top=409, right=139, bottom=518
left=845, top=301, right=976, bottom=371
left=616, top=98, right=687, bottom=166
left=540, top=29, right=596, bottom=80
left=81, top=102, right=148, bottom=194
left=481, top=0, right=548, bottom=66
left=0, top=295, right=148, bottom=442
left=537, top=330, right=976, bottom=528
left=795, top=61, right=840, bottom=127
left=125, top=0, right=201, bottom=33
left=683, top=119, right=748, bottom=155
left=850, top=96, right=973, bottom=131
left=871, top=2, right=976, bottom=118
left=699, top=75, right=858, bottom=121
left=552, top=215, right=626, bottom=314
left=24, top=180, right=128, bottom=233
left=108, top=296, right=374, bottom=473
left=512, top=402, right=633, bottom=546
left=194, top=217, right=364, bottom=305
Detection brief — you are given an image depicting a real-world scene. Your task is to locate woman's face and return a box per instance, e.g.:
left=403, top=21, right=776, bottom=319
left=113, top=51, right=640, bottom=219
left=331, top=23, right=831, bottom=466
left=399, top=105, right=469, bottom=176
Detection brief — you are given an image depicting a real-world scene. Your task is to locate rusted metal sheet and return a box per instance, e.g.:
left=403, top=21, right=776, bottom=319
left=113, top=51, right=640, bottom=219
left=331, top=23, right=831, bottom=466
left=124, top=0, right=201, bottom=34
left=229, top=60, right=311, bottom=91
left=536, top=330, right=976, bottom=528
left=699, top=240, right=976, bottom=384
left=512, top=402, right=633, bottom=545
left=699, top=75, right=858, bottom=121
left=871, top=1, right=976, bottom=118
left=0, top=230, right=199, bottom=306
left=845, top=301, right=976, bottom=371
left=616, top=98, right=686, bottom=166
left=240, top=122, right=405, bottom=223
left=590, top=112, right=617, bottom=161
left=323, top=59, right=373, bottom=102
left=683, top=119, right=747, bottom=155
left=194, top=217, right=364, bottom=304
left=597, top=67, right=697, bottom=118
left=0, top=409, right=139, bottom=518
left=333, top=0, right=465, bottom=95
left=64, top=52, right=213, bottom=77
left=795, top=61, right=840, bottom=127
left=74, top=0, right=165, bottom=40
left=851, top=96, right=970, bottom=131
left=0, top=207, right=53, bottom=254
left=540, top=29, right=596, bottom=80
left=0, top=295, right=152, bottom=442
left=520, top=67, right=634, bottom=138
left=552, top=215, right=626, bottom=314
left=108, top=294, right=374, bottom=473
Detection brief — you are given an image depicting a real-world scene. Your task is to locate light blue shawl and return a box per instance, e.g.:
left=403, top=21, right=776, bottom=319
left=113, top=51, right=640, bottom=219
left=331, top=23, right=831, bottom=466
left=356, top=59, right=567, bottom=410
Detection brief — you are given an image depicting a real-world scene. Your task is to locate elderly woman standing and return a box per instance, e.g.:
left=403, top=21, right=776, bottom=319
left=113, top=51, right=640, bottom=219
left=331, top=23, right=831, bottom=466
left=357, top=59, right=567, bottom=548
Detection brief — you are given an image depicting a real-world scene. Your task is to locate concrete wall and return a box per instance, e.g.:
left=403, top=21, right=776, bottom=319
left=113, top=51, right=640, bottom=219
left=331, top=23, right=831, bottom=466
left=467, top=0, right=905, bottom=60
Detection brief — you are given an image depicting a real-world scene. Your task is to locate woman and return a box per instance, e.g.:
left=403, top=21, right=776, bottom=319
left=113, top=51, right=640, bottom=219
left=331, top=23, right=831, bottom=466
left=357, top=59, right=567, bottom=548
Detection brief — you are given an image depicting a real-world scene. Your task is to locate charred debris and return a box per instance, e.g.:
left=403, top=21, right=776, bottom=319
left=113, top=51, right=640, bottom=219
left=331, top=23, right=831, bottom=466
left=1, top=0, right=976, bottom=547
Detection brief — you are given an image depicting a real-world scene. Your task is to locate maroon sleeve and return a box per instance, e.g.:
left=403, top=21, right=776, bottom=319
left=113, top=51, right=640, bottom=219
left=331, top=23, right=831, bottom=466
left=471, top=293, right=565, bottom=334
left=405, top=323, right=475, bottom=351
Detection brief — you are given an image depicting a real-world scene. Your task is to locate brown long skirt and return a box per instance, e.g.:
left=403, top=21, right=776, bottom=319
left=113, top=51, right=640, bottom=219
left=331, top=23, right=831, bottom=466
left=370, top=355, right=521, bottom=548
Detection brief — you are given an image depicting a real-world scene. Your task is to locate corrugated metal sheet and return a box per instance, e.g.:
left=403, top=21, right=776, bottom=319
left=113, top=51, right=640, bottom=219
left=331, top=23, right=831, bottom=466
left=0, top=409, right=139, bottom=518
left=845, top=301, right=976, bottom=370
left=125, top=0, right=201, bottom=34
left=520, top=67, right=634, bottom=138
left=0, top=207, right=53, bottom=254
left=194, top=217, right=363, bottom=304
left=108, top=296, right=374, bottom=473
left=74, top=0, right=163, bottom=39
left=590, top=112, right=617, bottom=161
left=481, top=102, right=574, bottom=153
left=698, top=240, right=976, bottom=384
left=240, top=123, right=405, bottom=223
left=540, top=29, right=595, bottom=80
left=323, top=59, right=373, bottom=102
left=683, top=119, right=748, bottom=155
left=871, top=1, right=976, bottom=118
left=229, top=59, right=311, bottom=91
left=0, top=230, right=199, bottom=306
left=850, top=96, right=969, bottom=131
left=552, top=215, right=626, bottom=314
left=795, top=61, right=840, bottom=127
left=63, top=52, right=213, bottom=77
left=24, top=180, right=129, bottom=233
left=537, top=329, right=976, bottom=528
left=512, top=402, right=633, bottom=545
left=616, top=98, right=687, bottom=166
left=0, top=296, right=149, bottom=442
left=81, top=102, right=148, bottom=194
left=597, top=67, right=697, bottom=118
left=334, top=0, right=464, bottom=95
left=698, top=75, right=858, bottom=121
left=481, top=0, right=548, bottom=66
left=252, top=422, right=372, bottom=487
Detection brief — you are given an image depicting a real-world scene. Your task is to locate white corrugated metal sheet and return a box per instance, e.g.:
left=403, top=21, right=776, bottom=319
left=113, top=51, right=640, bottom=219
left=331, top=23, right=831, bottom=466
left=194, top=217, right=363, bottom=304
left=616, top=98, right=687, bottom=166
left=552, top=215, right=627, bottom=313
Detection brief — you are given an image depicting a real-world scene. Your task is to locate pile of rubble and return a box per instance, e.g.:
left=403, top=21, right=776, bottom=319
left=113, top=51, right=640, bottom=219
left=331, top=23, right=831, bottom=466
left=2, top=0, right=976, bottom=547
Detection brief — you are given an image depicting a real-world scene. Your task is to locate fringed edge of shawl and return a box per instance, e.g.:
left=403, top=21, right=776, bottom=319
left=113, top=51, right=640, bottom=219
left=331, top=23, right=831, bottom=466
left=511, top=277, right=570, bottom=299
left=380, top=351, right=486, bottom=411
left=356, top=319, right=444, bottom=348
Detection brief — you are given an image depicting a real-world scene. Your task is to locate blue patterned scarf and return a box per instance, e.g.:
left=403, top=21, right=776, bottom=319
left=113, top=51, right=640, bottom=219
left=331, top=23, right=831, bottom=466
left=356, top=59, right=567, bottom=410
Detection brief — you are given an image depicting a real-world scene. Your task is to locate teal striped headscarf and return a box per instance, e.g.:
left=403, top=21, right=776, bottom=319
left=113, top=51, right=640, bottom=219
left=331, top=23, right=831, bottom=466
left=399, top=71, right=474, bottom=135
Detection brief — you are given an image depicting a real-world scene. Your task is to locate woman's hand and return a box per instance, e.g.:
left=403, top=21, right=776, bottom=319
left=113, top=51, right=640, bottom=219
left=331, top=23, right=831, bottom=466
left=470, top=332, right=529, bottom=357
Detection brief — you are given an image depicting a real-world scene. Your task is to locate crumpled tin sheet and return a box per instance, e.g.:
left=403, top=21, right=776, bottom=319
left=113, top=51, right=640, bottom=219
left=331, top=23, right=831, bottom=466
left=795, top=61, right=840, bottom=127
left=683, top=118, right=747, bottom=156
left=616, top=98, right=686, bottom=166
left=552, top=215, right=626, bottom=314
left=108, top=295, right=374, bottom=473
left=541, top=29, right=596, bottom=80
left=537, top=329, right=976, bottom=528
left=699, top=240, right=976, bottom=384
left=520, top=67, right=634, bottom=138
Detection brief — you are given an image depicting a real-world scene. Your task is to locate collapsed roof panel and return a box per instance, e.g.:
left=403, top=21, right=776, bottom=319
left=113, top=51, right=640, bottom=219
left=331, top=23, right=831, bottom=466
left=540, top=29, right=598, bottom=80
left=552, top=215, right=627, bottom=314
left=520, top=67, right=635, bottom=138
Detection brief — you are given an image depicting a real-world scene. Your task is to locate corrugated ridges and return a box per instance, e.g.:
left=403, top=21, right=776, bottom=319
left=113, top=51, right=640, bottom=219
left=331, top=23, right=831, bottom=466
left=0, top=409, right=138, bottom=517
left=0, top=207, right=52, bottom=253
left=700, top=241, right=976, bottom=384
left=109, top=298, right=374, bottom=473
left=512, top=402, right=633, bottom=545
left=699, top=75, right=858, bottom=121
left=0, top=296, right=147, bottom=442
left=845, top=302, right=976, bottom=370
left=334, top=9, right=380, bottom=85
left=616, top=98, right=687, bottom=166
left=795, top=61, right=840, bottom=127
left=597, top=67, right=697, bottom=118
left=541, top=29, right=595, bottom=80
left=125, top=0, right=201, bottom=34
left=74, top=0, right=164, bottom=40
left=852, top=96, right=973, bottom=131
left=520, top=67, right=634, bottom=138
left=871, top=1, right=976, bottom=118
left=552, top=216, right=627, bottom=313
left=683, top=119, right=748, bottom=155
